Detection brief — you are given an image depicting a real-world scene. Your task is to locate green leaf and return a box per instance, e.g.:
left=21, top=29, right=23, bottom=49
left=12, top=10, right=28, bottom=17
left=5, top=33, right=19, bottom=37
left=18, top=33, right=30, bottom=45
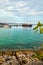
left=34, top=29, right=38, bottom=33
left=33, top=25, right=38, bottom=30
left=40, top=28, right=43, bottom=34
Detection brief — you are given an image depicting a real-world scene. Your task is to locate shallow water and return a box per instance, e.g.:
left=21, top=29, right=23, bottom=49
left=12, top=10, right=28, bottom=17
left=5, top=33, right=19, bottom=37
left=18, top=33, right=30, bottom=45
left=0, top=25, right=43, bottom=49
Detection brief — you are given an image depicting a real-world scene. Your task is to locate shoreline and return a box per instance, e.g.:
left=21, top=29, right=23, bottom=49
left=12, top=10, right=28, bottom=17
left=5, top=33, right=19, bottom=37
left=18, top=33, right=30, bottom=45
left=0, top=49, right=43, bottom=65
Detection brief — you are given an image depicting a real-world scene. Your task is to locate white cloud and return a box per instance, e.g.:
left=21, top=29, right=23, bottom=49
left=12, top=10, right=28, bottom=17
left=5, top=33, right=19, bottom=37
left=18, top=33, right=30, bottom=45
left=29, top=11, right=43, bottom=16
left=4, top=11, right=14, bottom=16
left=16, top=1, right=26, bottom=7
left=6, top=6, right=14, bottom=11
left=0, top=0, right=5, bottom=4
left=0, top=0, right=43, bottom=23
left=0, top=0, right=9, bottom=4
left=0, top=9, right=6, bottom=14
left=0, top=9, right=14, bottom=16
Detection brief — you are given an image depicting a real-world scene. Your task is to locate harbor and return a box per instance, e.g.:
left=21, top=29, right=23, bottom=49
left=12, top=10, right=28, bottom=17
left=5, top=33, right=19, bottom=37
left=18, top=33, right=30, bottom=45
left=0, top=0, right=43, bottom=64
left=0, top=23, right=32, bottom=28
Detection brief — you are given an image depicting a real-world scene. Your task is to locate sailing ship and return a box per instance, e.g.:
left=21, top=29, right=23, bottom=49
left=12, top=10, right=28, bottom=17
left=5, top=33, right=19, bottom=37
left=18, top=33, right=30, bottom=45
left=22, top=20, right=32, bottom=27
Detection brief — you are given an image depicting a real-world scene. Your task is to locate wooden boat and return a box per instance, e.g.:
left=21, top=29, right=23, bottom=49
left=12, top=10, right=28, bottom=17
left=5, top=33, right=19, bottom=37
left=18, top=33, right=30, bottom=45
left=22, top=24, right=32, bottom=27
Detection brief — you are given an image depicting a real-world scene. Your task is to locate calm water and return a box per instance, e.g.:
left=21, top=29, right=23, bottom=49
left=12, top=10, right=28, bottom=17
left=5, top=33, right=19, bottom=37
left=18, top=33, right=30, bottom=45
left=0, top=26, right=43, bottom=49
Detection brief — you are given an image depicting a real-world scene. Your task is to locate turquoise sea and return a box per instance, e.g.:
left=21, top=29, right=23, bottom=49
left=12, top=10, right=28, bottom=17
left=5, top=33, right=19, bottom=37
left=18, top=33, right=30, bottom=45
left=0, top=25, right=43, bottom=49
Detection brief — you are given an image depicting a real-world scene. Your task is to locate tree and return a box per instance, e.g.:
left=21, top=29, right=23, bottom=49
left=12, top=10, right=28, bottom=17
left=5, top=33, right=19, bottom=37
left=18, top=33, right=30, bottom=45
left=33, top=22, right=43, bottom=34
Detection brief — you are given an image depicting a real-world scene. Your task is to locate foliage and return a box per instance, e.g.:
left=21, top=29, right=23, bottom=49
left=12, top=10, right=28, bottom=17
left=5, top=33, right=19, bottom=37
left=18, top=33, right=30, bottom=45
left=33, top=22, right=43, bottom=34
left=33, top=22, right=43, bottom=60
left=41, top=44, right=43, bottom=48
left=40, top=44, right=43, bottom=50
left=36, top=51, right=43, bottom=61
left=33, top=46, right=43, bottom=61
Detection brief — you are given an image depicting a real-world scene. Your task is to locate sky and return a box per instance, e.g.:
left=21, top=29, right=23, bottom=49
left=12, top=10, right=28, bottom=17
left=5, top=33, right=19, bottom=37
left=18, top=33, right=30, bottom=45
left=0, top=0, right=43, bottom=24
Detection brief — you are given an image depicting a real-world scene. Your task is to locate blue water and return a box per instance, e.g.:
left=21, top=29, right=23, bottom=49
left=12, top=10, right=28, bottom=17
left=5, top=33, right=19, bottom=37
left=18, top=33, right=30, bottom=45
left=0, top=26, right=43, bottom=49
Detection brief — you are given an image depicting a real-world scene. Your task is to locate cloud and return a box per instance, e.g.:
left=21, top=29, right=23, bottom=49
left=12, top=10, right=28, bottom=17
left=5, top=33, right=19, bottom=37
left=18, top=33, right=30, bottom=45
left=6, top=6, right=14, bottom=11
left=27, top=11, right=43, bottom=16
left=0, top=0, right=43, bottom=23
left=0, top=9, right=14, bottom=16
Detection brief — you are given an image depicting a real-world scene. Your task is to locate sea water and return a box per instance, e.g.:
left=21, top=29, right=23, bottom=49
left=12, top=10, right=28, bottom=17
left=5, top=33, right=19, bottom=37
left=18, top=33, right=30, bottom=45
left=0, top=25, right=43, bottom=49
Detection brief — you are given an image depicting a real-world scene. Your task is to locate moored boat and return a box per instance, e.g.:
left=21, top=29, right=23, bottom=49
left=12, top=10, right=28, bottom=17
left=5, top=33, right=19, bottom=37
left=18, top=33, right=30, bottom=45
left=22, top=24, right=32, bottom=27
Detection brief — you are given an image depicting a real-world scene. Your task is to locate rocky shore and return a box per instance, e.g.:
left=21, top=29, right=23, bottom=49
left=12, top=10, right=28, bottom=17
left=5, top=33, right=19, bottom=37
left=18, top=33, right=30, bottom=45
left=0, top=50, right=43, bottom=65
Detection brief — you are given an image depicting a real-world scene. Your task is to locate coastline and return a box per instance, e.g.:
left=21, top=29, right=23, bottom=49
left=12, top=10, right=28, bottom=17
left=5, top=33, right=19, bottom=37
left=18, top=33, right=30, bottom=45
left=0, top=49, right=43, bottom=65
